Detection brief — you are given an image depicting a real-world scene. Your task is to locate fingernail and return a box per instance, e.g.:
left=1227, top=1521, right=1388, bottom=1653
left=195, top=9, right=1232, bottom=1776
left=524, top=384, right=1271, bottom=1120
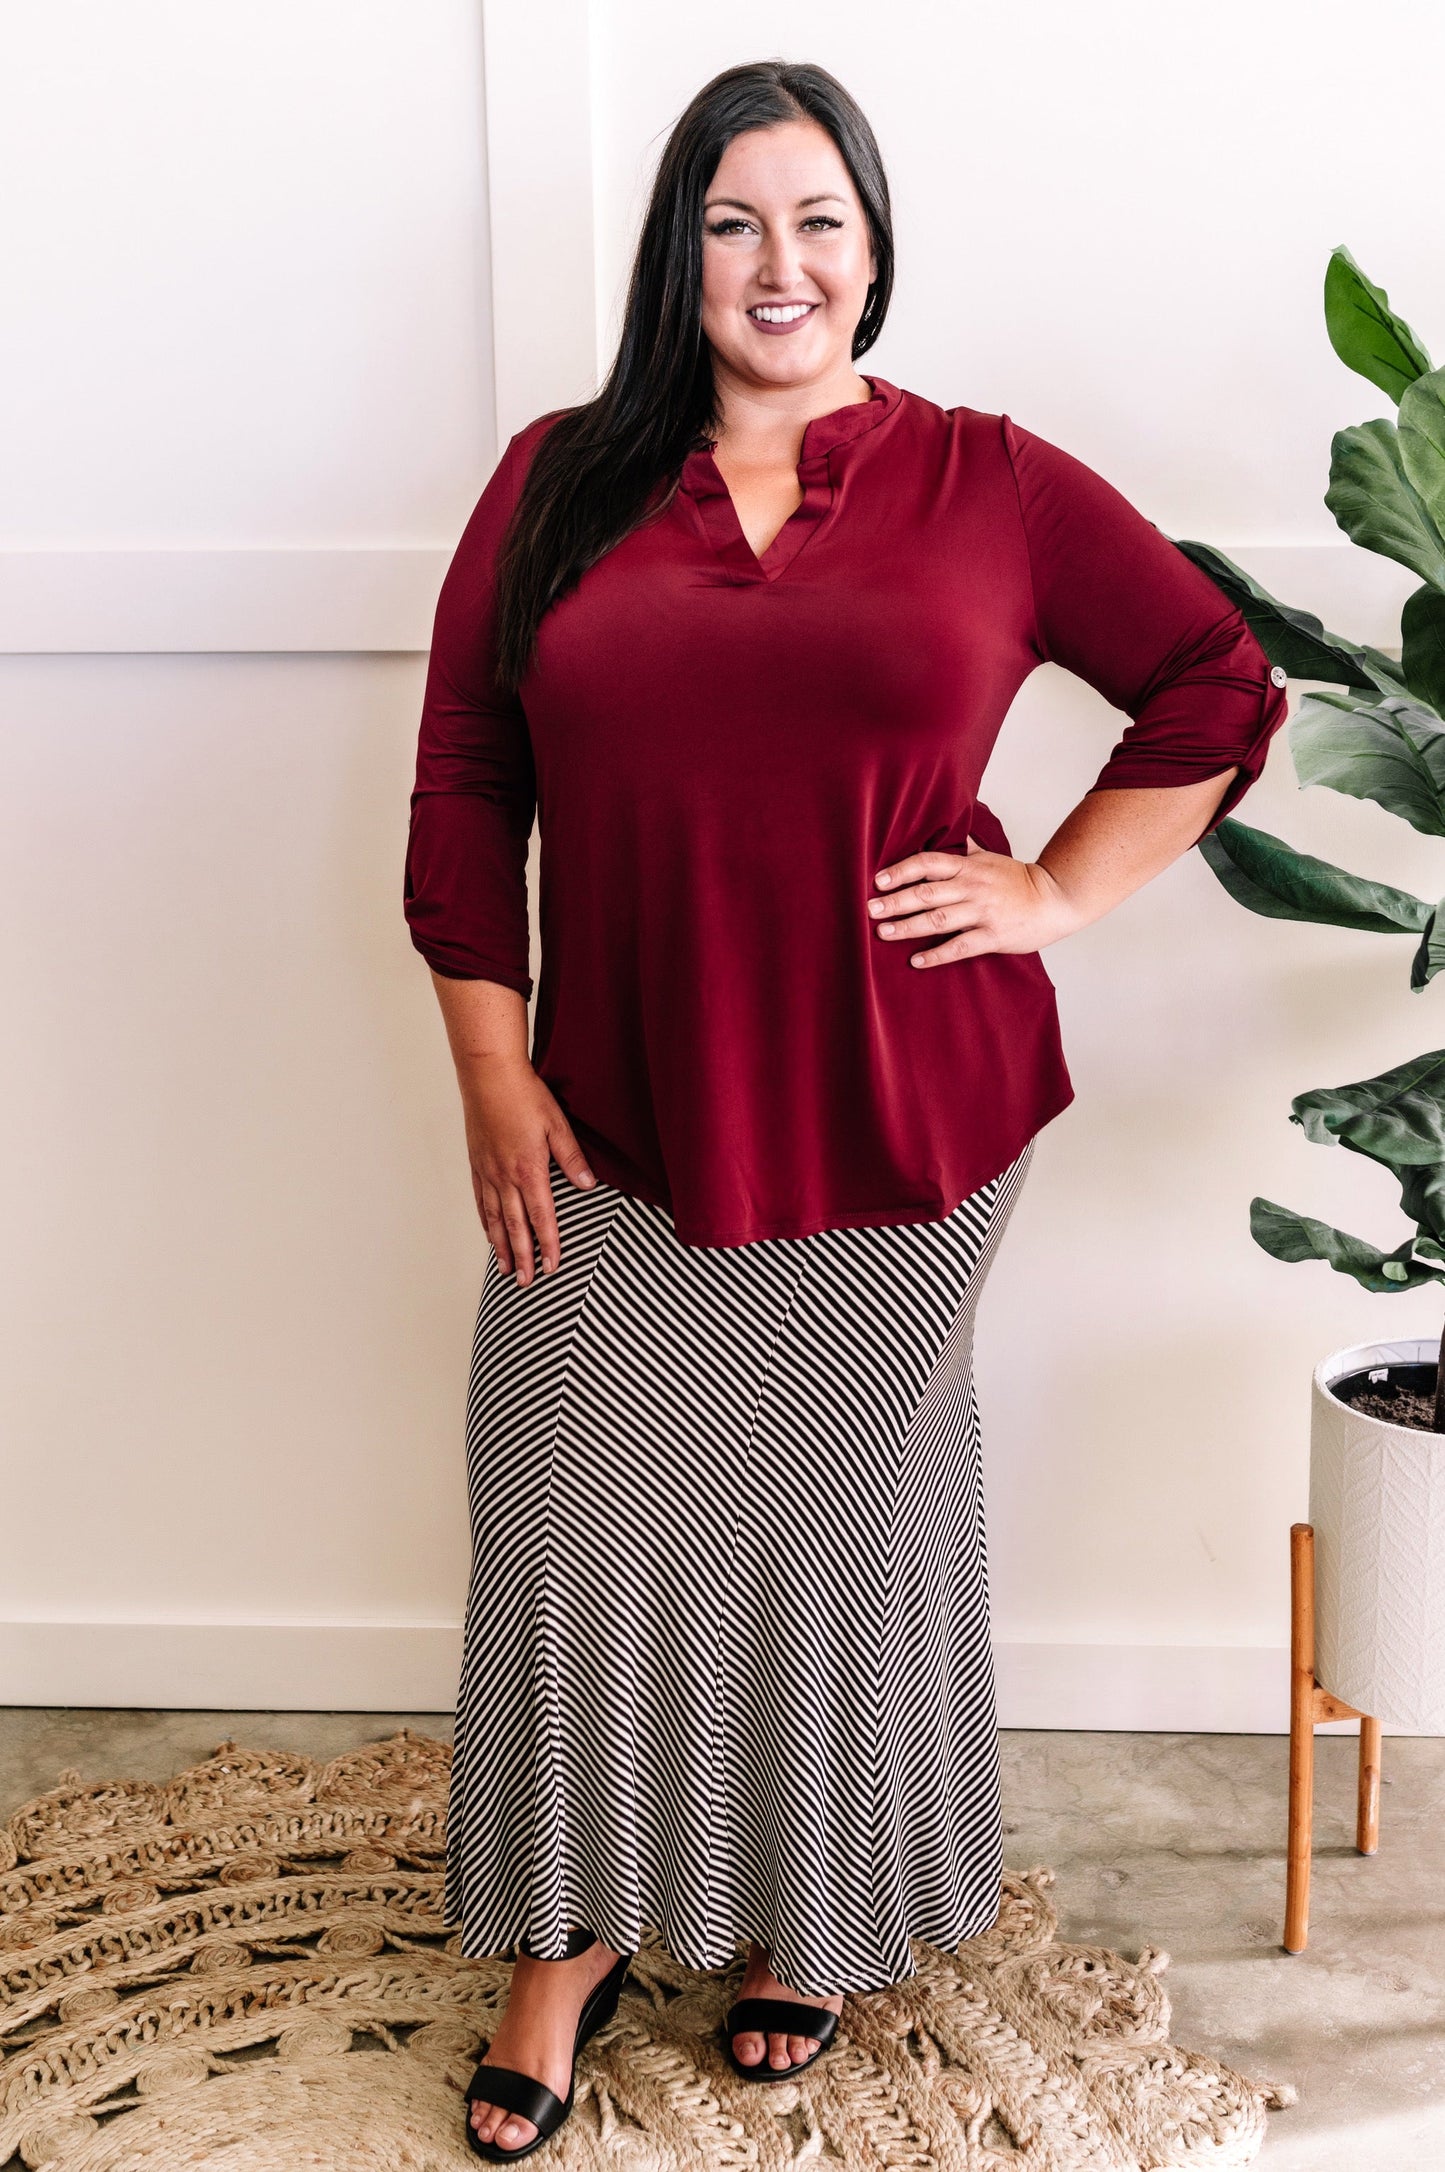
left=867, top=900, right=884, bottom=915
left=579, top=1169, right=596, bottom=1185
left=876, top=872, right=891, bottom=886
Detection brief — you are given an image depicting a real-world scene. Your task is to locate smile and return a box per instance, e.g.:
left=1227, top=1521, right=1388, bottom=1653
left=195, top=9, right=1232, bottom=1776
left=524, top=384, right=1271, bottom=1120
left=747, top=302, right=818, bottom=331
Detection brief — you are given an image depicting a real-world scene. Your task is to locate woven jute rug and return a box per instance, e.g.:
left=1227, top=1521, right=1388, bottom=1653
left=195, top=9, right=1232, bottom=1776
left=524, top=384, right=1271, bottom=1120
left=0, top=1728, right=1292, bottom=2170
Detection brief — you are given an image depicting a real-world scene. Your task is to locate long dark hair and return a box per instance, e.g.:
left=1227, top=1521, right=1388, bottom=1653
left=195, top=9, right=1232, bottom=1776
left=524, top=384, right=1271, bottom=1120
left=492, top=60, right=894, bottom=690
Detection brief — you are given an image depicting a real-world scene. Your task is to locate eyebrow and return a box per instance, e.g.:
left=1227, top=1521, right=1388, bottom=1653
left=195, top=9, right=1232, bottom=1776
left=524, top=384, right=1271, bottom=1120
left=703, top=193, right=849, bottom=213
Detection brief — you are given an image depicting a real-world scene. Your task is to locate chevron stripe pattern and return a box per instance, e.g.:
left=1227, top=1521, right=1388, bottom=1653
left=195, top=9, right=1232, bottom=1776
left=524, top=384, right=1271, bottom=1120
left=443, top=1137, right=1035, bottom=1998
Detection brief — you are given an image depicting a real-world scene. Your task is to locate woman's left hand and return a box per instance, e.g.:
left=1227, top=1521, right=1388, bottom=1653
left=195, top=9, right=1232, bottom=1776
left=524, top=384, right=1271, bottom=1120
left=868, top=839, right=1082, bottom=967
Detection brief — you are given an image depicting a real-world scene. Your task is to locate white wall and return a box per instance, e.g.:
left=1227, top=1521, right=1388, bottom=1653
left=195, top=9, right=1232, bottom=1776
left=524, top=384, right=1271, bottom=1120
left=3, top=653, right=474, bottom=1617
left=5, top=0, right=1445, bottom=1727
left=0, top=0, right=494, bottom=545
left=1, top=0, right=498, bottom=1700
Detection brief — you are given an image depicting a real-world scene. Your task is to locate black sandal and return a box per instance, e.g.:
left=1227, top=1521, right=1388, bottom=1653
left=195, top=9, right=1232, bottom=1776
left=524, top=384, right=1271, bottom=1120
left=722, top=1993, right=841, bottom=2083
left=464, top=1926, right=633, bottom=2161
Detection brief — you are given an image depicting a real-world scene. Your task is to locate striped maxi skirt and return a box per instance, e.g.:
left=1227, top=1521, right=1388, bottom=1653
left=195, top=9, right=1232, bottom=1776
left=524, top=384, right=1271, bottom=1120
left=443, top=1135, right=1035, bottom=1998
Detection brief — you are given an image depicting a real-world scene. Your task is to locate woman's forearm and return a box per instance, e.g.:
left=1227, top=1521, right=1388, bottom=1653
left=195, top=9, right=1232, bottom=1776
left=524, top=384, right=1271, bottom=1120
left=870, top=763, right=1243, bottom=968
left=429, top=970, right=531, bottom=1076
left=1032, top=766, right=1240, bottom=934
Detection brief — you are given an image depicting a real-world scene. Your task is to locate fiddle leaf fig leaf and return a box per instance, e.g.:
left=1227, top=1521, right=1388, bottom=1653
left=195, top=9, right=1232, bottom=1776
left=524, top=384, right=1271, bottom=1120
left=1198, top=818, right=1430, bottom=934
left=1289, top=1048, right=1445, bottom=1166
left=1290, top=691, right=1445, bottom=836
left=1220, top=258, right=1445, bottom=1294
left=1323, top=247, right=1433, bottom=403
left=1171, top=539, right=1402, bottom=693
left=1250, top=1197, right=1444, bottom=1290
left=1399, top=366, right=1445, bottom=539
left=1411, top=901, right=1445, bottom=991
left=1325, top=419, right=1445, bottom=592
left=1397, top=1161, right=1445, bottom=1247
left=1400, top=584, right=1445, bottom=716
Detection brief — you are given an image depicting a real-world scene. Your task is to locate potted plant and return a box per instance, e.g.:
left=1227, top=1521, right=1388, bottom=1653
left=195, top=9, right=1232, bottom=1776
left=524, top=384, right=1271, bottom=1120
left=1253, top=1049, right=1445, bottom=1735
left=1164, top=248, right=1445, bottom=1944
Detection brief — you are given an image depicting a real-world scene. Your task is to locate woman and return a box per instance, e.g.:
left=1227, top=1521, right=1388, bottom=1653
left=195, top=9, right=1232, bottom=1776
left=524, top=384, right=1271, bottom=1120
left=404, top=59, right=1287, bottom=2161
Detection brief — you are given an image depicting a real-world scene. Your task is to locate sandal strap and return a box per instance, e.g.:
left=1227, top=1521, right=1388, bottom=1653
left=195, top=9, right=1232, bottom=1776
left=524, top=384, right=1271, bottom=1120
left=725, top=1995, right=839, bottom=2044
left=518, top=1924, right=597, bottom=1959
left=465, top=2061, right=569, bottom=2131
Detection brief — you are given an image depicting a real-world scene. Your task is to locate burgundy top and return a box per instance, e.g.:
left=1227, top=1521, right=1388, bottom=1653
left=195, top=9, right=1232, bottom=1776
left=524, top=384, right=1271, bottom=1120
left=405, top=375, right=1287, bottom=1247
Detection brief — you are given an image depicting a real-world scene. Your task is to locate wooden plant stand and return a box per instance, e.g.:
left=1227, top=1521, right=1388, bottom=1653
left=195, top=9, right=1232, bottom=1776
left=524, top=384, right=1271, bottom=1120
left=1285, top=1521, right=1382, bottom=1953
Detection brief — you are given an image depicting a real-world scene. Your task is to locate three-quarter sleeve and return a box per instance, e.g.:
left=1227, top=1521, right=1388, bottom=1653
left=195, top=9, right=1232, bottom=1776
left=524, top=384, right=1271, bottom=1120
left=403, top=430, right=538, bottom=994
left=1001, top=414, right=1288, bottom=840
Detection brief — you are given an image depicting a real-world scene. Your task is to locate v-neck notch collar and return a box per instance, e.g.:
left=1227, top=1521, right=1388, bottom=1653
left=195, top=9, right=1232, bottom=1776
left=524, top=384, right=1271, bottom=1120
left=679, top=373, right=903, bottom=583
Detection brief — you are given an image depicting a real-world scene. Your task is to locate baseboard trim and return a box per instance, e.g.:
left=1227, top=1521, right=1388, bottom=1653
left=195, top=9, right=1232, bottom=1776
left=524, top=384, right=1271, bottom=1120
left=6, top=1621, right=1436, bottom=1733
left=992, top=1640, right=1290, bottom=1732
left=0, top=1621, right=464, bottom=1713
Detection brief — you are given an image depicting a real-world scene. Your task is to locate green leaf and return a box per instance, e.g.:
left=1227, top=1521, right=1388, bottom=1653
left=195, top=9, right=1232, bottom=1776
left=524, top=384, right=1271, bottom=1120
left=1290, top=690, right=1445, bottom=836
left=1169, top=538, right=1402, bottom=694
left=1198, top=816, right=1430, bottom=933
left=1398, top=1162, right=1445, bottom=1246
left=1325, top=419, right=1445, bottom=591
left=1400, top=367, right=1445, bottom=551
left=1400, top=584, right=1445, bottom=715
left=1323, top=246, right=1433, bottom=404
left=1412, top=902, right=1445, bottom=990
left=1290, top=1048, right=1445, bottom=1166
left=1250, top=1196, right=1444, bottom=1290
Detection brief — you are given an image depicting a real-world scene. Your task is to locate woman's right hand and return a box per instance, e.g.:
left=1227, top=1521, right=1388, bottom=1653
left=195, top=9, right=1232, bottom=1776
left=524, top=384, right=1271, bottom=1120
left=458, top=1053, right=597, bottom=1286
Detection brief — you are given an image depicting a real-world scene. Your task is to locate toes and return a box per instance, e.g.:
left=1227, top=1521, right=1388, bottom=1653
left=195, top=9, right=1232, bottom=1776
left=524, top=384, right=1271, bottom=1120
left=767, top=2031, right=791, bottom=2068
left=788, top=2033, right=814, bottom=2061
left=470, top=2100, right=537, bottom=2149
left=732, top=2029, right=765, bottom=2065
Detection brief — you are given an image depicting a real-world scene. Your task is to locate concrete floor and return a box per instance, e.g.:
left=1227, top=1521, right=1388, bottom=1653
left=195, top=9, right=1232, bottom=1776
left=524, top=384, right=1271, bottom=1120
left=2, top=1714, right=1439, bottom=2170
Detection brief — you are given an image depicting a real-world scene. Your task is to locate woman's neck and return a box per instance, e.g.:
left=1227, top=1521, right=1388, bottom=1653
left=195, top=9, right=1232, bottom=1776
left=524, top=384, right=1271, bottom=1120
left=707, top=365, right=873, bottom=461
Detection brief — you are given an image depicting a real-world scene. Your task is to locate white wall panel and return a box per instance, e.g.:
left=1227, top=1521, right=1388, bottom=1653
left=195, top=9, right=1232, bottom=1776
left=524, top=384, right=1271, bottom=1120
left=0, top=0, right=494, bottom=548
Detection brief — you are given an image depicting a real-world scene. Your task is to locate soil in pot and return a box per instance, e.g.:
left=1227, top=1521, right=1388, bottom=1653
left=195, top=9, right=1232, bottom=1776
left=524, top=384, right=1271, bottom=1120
left=1331, top=1360, right=1444, bottom=1434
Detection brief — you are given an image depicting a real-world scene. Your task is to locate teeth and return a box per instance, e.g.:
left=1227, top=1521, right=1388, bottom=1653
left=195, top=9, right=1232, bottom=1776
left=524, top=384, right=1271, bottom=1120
left=750, top=303, right=814, bottom=323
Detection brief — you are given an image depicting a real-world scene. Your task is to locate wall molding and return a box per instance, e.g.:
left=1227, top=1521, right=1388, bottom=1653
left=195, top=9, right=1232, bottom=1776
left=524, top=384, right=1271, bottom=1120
left=1, top=1623, right=465, bottom=1716
left=0, top=549, right=451, bottom=655
left=0, top=543, right=1414, bottom=657
left=994, top=1640, right=1290, bottom=1733
left=13, top=1621, right=1444, bottom=1734
left=7, top=1619, right=1430, bottom=1733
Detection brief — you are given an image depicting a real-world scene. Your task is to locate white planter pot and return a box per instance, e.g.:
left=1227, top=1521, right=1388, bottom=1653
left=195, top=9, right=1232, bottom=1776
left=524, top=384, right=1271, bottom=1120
left=1311, top=1336, right=1445, bottom=1731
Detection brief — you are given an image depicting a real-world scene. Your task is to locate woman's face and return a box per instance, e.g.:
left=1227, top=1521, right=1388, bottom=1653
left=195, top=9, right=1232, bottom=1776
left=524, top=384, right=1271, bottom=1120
left=700, top=119, right=878, bottom=397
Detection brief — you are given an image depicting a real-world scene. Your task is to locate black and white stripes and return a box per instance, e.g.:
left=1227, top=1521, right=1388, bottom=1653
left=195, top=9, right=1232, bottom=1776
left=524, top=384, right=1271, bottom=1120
left=443, top=1138, right=1034, bottom=1997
